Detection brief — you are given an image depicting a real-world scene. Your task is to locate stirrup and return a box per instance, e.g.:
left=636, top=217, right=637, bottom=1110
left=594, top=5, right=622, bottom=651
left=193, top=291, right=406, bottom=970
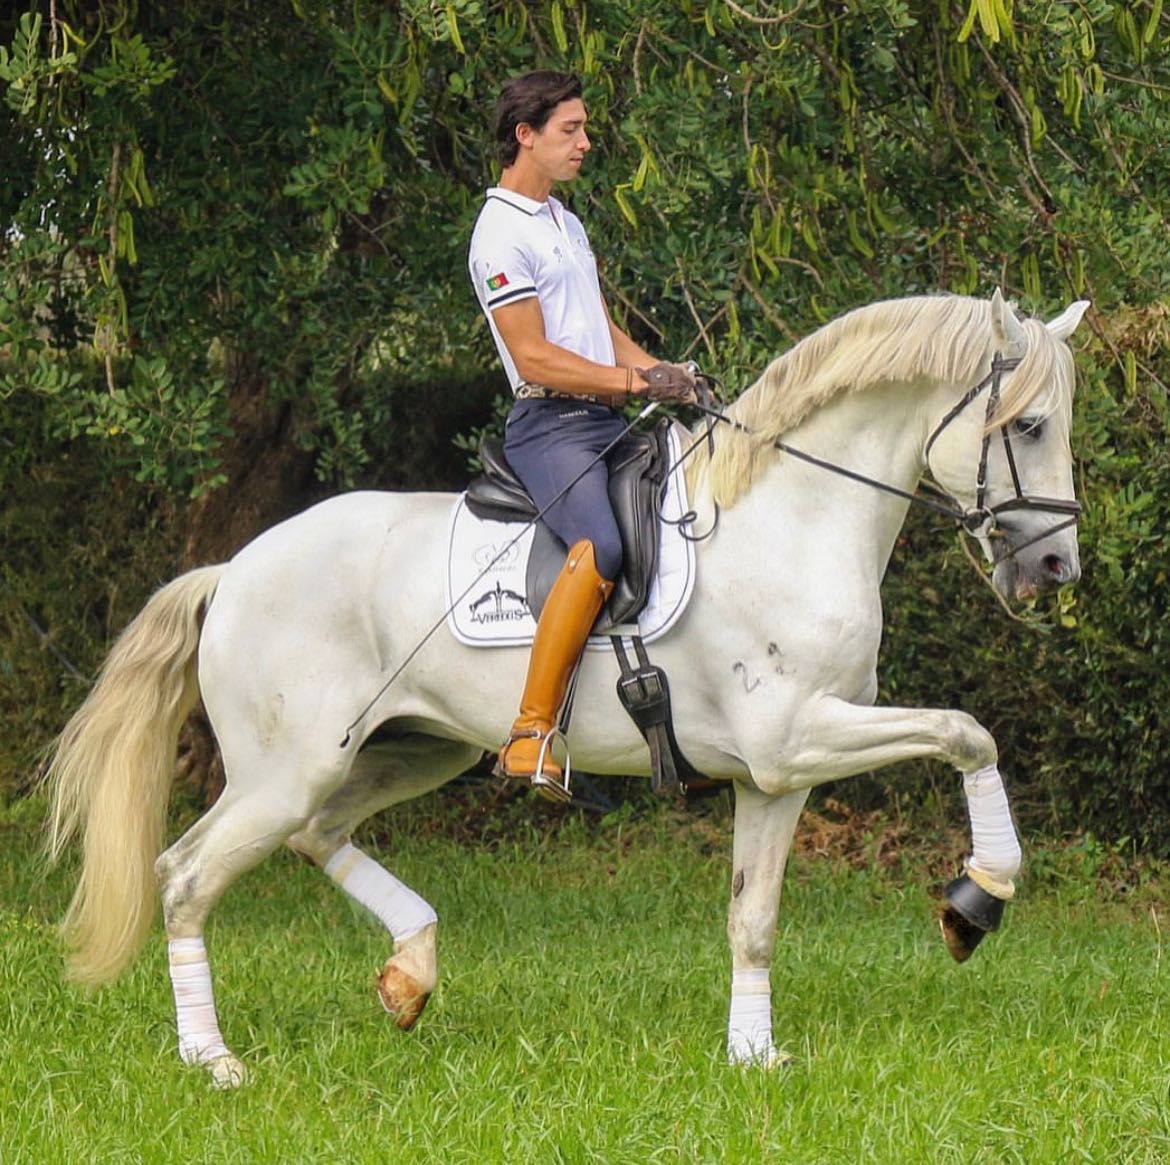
left=530, top=728, right=572, bottom=804
left=493, top=728, right=573, bottom=803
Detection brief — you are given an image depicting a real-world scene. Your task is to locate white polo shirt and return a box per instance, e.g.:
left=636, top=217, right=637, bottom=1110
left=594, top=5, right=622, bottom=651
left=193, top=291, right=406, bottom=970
left=468, top=186, right=615, bottom=391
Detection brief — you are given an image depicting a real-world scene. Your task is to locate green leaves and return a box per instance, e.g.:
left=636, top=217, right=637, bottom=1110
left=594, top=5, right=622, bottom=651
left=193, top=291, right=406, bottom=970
left=82, top=33, right=175, bottom=101
left=958, top=0, right=1016, bottom=45
left=0, top=12, right=77, bottom=116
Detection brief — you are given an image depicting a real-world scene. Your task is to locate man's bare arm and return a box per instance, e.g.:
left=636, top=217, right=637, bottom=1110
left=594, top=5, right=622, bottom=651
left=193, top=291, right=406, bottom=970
left=492, top=297, right=633, bottom=398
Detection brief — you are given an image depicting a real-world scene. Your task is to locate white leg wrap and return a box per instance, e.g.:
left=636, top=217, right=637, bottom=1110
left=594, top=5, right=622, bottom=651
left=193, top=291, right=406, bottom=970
left=727, top=968, right=774, bottom=1063
left=168, top=937, right=230, bottom=1066
left=963, top=764, right=1022, bottom=896
left=325, top=842, right=438, bottom=942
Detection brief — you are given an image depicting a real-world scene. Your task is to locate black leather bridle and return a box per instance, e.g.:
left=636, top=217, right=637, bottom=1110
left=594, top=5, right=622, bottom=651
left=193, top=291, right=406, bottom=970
left=921, top=352, right=1082, bottom=543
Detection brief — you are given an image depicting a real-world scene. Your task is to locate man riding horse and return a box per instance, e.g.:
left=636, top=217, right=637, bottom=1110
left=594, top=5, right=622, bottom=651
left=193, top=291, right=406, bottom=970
left=467, top=71, right=699, bottom=797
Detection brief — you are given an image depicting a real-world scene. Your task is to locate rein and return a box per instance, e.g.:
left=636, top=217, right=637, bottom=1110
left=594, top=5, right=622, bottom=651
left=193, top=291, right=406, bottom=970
left=690, top=354, right=1081, bottom=556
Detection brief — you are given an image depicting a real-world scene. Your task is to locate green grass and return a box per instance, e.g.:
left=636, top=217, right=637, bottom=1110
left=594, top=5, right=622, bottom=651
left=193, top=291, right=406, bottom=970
left=1, top=790, right=1168, bottom=1164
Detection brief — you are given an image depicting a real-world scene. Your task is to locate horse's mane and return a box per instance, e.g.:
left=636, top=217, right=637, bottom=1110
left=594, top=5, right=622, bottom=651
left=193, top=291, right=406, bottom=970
left=687, top=295, right=1073, bottom=508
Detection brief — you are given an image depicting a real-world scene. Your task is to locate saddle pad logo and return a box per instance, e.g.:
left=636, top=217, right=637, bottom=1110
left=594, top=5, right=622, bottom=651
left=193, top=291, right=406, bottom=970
left=468, top=580, right=529, bottom=624
left=473, top=540, right=521, bottom=570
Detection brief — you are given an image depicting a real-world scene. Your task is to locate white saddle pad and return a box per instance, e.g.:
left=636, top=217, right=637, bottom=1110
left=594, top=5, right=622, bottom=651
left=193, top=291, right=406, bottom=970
left=445, top=425, right=697, bottom=649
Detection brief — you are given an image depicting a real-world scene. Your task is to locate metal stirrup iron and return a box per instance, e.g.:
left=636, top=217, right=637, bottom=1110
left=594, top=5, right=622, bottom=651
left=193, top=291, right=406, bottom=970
left=529, top=727, right=572, bottom=803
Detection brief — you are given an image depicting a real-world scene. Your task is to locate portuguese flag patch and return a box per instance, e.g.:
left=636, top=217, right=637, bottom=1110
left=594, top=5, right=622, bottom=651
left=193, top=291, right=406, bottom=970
left=486, top=272, right=509, bottom=291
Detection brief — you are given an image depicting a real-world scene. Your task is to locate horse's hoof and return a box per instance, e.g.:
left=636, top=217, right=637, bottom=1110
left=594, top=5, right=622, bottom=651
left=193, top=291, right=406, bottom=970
left=944, top=873, right=1006, bottom=932
left=940, top=872, right=1009, bottom=962
left=729, top=1046, right=796, bottom=1070
left=763, top=1047, right=797, bottom=1070
left=939, top=905, right=986, bottom=963
left=377, top=961, right=431, bottom=1030
left=206, top=1053, right=248, bottom=1090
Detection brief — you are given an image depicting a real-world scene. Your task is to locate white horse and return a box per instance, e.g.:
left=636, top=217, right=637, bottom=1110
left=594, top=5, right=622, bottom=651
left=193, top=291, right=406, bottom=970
left=43, top=291, right=1090, bottom=1087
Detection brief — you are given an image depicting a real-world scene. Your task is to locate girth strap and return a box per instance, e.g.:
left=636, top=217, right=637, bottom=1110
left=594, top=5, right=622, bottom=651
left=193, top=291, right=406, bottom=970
left=611, top=634, right=706, bottom=795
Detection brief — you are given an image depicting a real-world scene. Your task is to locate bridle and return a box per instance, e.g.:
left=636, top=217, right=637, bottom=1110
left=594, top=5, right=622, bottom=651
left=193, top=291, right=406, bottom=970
left=691, top=351, right=1081, bottom=556
left=920, top=351, right=1082, bottom=545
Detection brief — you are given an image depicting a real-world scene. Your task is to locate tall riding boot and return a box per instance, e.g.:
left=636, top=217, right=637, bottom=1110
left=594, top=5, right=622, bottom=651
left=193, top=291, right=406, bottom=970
left=495, top=540, right=614, bottom=801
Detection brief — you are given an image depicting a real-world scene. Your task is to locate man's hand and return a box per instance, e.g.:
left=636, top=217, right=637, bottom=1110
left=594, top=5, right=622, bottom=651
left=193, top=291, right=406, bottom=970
left=635, top=362, right=698, bottom=404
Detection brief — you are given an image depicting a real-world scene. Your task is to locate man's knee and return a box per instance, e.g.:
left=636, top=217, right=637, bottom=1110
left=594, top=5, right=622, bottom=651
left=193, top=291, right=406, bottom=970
left=593, top=535, right=623, bottom=582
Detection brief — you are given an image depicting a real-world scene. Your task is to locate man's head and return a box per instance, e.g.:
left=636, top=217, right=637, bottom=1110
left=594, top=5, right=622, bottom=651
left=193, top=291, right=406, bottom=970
left=494, top=71, right=585, bottom=168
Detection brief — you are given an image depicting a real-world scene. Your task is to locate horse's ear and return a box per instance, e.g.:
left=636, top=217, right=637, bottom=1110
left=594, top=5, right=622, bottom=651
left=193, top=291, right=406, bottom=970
left=1045, top=300, right=1091, bottom=341
left=989, top=288, right=1028, bottom=358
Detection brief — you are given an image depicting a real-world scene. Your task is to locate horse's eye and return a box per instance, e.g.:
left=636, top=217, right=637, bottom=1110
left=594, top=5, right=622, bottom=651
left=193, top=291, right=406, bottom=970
left=1012, top=416, right=1044, bottom=440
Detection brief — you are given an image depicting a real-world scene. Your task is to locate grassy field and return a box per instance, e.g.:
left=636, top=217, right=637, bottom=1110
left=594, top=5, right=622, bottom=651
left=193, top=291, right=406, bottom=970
left=1, top=787, right=1168, bottom=1164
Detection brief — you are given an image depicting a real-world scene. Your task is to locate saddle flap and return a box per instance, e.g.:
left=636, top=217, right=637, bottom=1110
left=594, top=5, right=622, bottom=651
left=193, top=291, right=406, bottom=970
left=599, top=424, right=670, bottom=628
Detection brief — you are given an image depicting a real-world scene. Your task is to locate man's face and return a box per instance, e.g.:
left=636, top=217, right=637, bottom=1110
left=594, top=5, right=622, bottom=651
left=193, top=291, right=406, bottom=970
left=520, top=97, right=591, bottom=182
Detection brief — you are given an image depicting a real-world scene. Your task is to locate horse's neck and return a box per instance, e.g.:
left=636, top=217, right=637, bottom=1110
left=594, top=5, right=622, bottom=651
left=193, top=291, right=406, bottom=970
left=724, top=378, right=933, bottom=578
left=786, top=376, right=930, bottom=487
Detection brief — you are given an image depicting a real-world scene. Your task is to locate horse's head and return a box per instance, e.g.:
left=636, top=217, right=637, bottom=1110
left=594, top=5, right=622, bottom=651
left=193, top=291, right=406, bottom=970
left=926, top=291, right=1091, bottom=603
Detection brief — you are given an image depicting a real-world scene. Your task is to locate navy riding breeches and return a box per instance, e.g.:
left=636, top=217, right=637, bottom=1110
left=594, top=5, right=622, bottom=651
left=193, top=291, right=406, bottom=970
left=502, top=397, right=628, bottom=582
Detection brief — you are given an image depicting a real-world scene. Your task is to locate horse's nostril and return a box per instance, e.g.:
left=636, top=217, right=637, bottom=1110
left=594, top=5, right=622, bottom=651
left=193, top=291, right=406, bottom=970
left=1043, top=555, right=1066, bottom=579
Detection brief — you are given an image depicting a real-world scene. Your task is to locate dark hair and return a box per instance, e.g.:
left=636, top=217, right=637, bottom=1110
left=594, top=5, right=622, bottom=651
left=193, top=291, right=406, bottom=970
left=493, top=71, right=583, bottom=167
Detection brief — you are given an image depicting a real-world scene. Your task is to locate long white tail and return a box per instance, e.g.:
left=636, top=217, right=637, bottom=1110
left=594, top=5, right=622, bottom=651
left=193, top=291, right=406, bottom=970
left=43, top=564, right=226, bottom=985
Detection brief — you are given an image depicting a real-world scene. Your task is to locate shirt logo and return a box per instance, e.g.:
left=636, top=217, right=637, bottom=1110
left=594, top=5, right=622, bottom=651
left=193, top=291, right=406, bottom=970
left=486, top=272, right=509, bottom=291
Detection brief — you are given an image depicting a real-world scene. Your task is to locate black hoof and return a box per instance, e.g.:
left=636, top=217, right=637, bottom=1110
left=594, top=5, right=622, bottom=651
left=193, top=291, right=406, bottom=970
left=944, top=873, right=1006, bottom=932
left=939, top=874, right=1007, bottom=964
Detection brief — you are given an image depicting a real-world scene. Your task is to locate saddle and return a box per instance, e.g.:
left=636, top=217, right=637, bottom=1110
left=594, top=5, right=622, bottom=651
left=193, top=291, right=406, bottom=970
left=465, top=417, right=672, bottom=633
left=463, top=416, right=706, bottom=796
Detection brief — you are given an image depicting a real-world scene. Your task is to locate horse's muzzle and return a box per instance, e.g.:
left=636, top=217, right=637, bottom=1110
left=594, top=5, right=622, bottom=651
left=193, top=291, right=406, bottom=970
left=991, top=522, right=1081, bottom=602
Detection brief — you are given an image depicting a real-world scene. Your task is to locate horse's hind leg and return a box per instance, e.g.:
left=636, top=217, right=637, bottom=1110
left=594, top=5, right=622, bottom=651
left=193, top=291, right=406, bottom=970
left=156, top=755, right=344, bottom=1088
left=288, top=735, right=483, bottom=1031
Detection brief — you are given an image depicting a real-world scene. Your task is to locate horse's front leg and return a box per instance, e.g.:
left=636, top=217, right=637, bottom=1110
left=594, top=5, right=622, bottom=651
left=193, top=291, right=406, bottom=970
left=760, top=697, right=1022, bottom=961
left=726, top=780, right=810, bottom=1067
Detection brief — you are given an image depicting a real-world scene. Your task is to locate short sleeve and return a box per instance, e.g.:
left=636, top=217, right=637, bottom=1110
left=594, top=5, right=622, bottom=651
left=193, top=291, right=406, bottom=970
left=470, top=241, right=538, bottom=311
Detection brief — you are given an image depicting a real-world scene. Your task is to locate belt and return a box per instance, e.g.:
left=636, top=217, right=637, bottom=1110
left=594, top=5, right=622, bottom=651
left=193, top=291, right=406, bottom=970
left=514, top=382, right=611, bottom=407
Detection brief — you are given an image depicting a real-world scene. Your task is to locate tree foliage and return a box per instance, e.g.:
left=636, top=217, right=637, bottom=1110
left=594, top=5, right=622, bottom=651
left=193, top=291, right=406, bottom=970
left=3, top=1, right=1170, bottom=847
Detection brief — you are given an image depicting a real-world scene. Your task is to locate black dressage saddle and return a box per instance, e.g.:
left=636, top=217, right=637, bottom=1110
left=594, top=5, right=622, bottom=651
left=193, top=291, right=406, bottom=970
left=464, top=418, right=672, bottom=632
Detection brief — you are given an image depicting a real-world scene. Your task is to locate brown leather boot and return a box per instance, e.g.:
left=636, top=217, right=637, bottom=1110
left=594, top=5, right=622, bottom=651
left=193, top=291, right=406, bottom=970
left=495, top=540, right=614, bottom=800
